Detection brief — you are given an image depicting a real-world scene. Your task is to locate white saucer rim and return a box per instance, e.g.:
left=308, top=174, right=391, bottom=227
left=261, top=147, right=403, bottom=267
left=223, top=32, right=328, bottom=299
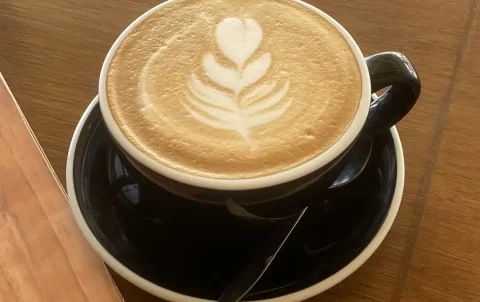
left=66, top=96, right=405, bottom=302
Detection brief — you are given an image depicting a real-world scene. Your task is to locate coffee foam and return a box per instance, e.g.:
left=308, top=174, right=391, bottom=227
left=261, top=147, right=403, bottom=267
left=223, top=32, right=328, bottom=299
left=107, top=0, right=362, bottom=179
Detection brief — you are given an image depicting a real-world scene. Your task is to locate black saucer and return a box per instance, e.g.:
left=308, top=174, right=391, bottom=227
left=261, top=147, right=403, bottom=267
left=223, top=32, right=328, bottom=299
left=67, top=99, right=402, bottom=301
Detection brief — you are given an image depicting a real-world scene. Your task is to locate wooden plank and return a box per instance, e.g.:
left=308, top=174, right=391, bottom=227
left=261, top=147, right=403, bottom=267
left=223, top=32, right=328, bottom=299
left=0, top=74, right=122, bottom=302
left=400, top=3, right=480, bottom=301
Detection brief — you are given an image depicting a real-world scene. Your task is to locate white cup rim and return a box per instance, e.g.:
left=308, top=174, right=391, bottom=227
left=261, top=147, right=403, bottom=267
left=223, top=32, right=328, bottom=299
left=66, top=97, right=404, bottom=302
left=98, top=0, right=372, bottom=191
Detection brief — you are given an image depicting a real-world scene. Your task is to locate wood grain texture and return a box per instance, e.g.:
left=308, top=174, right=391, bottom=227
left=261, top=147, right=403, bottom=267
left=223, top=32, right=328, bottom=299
left=0, top=0, right=479, bottom=301
left=400, top=1, right=480, bottom=301
left=0, top=75, right=122, bottom=302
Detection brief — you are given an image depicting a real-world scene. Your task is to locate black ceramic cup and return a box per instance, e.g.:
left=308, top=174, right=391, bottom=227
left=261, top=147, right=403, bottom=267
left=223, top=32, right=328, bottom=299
left=99, top=53, right=420, bottom=221
left=67, top=1, right=422, bottom=300
left=97, top=1, right=421, bottom=221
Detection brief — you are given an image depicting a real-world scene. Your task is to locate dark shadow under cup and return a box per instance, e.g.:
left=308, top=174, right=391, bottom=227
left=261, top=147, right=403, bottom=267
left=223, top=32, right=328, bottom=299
left=70, top=102, right=399, bottom=299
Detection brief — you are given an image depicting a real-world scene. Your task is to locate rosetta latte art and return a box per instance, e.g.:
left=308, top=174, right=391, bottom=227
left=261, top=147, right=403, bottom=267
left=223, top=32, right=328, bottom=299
left=107, top=0, right=363, bottom=179
left=183, top=18, right=291, bottom=145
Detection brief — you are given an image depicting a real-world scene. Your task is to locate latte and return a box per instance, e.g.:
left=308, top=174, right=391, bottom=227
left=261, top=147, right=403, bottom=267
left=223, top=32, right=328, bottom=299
left=106, top=0, right=362, bottom=179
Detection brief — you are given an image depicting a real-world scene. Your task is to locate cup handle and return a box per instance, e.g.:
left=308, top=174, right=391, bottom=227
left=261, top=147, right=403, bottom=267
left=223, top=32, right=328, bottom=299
left=360, top=52, right=421, bottom=142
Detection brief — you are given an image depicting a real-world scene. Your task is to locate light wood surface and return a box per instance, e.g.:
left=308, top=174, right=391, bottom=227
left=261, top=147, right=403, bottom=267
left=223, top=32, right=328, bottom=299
left=1, top=0, right=479, bottom=301
left=0, top=75, right=122, bottom=302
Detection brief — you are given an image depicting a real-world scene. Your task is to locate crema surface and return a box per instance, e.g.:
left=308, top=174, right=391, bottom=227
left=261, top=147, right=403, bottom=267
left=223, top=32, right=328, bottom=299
left=107, top=0, right=362, bottom=179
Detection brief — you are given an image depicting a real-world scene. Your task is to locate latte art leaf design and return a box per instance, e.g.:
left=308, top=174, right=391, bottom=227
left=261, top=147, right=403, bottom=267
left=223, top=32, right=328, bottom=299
left=184, top=18, right=291, bottom=145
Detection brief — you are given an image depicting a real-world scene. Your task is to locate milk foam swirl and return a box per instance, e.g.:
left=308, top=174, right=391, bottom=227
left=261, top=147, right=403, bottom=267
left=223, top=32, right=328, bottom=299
left=142, top=18, right=291, bottom=147
left=106, top=0, right=362, bottom=179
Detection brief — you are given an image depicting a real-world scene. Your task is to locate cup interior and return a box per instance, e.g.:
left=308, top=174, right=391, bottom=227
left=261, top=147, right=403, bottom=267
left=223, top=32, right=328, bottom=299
left=98, top=0, right=373, bottom=191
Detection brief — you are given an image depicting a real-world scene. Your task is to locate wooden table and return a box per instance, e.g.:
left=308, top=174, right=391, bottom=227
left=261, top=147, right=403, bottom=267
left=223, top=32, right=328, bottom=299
left=1, top=0, right=479, bottom=301
left=0, top=75, right=122, bottom=302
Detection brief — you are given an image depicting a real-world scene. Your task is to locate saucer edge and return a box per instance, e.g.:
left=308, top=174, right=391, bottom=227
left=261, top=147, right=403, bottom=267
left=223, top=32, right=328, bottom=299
left=66, top=96, right=405, bottom=302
